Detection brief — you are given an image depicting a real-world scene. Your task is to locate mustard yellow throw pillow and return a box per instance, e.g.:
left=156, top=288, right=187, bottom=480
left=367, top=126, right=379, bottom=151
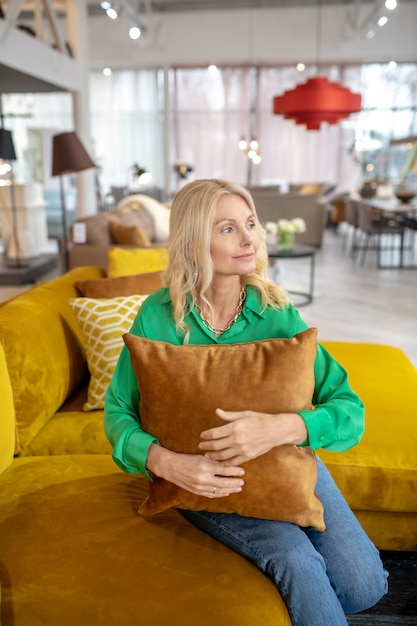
left=299, top=184, right=321, bottom=195
left=70, top=295, right=147, bottom=411
left=123, top=328, right=325, bottom=531
left=107, top=248, right=168, bottom=278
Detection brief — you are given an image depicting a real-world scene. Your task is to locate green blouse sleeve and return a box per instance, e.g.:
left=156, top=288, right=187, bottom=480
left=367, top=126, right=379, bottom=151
left=299, top=342, right=365, bottom=452
left=279, top=305, right=364, bottom=452
left=103, top=312, right=159, bottom=476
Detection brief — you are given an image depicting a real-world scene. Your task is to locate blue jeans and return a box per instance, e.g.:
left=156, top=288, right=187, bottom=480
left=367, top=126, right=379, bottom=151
left=180, top=459, right=388, bottom=626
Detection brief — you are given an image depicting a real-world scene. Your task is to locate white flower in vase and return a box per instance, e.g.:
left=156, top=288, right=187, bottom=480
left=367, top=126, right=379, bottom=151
left=265, top=217, right=307, bottom=250
left=265, top=221, right=279, bottom=235
left=291, top=218, right=307, bottom=233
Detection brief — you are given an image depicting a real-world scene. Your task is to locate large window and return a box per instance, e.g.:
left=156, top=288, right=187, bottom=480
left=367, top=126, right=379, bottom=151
left=2, top=62, right=416, bottom=199
left=168, top=62, right=417, bottom=194
left=355, top=63, right=417, bottom=183
left=89, top=69, right=164, bottom=193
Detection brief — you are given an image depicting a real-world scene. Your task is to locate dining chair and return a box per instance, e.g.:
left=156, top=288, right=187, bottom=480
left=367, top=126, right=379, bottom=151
left=355, top=203, right=405, bottom=267
left=342, top=199, right=359, bottom=256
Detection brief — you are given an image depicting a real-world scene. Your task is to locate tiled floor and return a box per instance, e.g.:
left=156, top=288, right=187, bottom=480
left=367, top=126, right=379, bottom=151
left=0, top=229, right=416, bottom=368
left=275, top=228, right=417, bottom=368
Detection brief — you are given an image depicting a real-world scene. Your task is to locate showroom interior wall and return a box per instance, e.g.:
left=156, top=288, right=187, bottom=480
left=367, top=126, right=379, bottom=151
left=2, top=2, right=416, bottom=204
left=87, top=2, right=417, bottom=197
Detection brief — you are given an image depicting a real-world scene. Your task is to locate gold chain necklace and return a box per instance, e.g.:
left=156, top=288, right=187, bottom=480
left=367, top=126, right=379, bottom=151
left=194, top=287, right=246, bottom=336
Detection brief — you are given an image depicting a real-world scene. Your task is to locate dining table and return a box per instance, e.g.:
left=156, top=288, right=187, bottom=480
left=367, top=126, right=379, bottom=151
left=356, top=196, right=417, bottom=268
left=361, top=196, right=417, bottom=215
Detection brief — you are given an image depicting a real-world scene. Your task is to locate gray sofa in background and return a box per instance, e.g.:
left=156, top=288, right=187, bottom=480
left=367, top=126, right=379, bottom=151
left=248, top=185, right=329, bottom=248
left=68, top=194, right=169, bottom=270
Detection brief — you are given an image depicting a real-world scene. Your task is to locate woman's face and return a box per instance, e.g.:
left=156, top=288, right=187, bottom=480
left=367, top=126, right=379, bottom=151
left=210, top=193, right=260, bottom=278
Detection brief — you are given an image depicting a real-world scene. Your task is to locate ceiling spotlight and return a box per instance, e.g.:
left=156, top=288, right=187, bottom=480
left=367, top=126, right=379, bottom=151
left=296, top=63, right=306, bottom=72
left=385, top=0, right=397, bottom=10
left=103, top=67, right=112, bottom=76
left=106, top=7, right=118, bottom=19
left=129, top=25, right=141, bottom=39
left=377, top=15, right=388, bottom=27
left=388, top=61, right=397, bottom=69
left=100, top=0, right=112, bottom=8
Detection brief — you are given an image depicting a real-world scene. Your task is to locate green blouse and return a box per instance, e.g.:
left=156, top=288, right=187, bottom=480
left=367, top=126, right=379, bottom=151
left=104, top=286, right=364, bottom=476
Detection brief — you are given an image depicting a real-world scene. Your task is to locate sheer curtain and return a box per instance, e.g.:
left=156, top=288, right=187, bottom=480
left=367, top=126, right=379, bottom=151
left=257, top=65, right=361, bottom=189
left=170, top=64, right=362, bottom=192
left=5, top=62, right=415, bottom=201
left=169, top=67, right=251, bottom=187
left=89, top=69, right=164, bottom=194
left=86, top=64, right=363, bottom=196
left=36, top=62, right=416, bottom=196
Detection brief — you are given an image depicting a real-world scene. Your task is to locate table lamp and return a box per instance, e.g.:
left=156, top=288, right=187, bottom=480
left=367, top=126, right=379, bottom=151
left=51, top=131, right=95, bottom=271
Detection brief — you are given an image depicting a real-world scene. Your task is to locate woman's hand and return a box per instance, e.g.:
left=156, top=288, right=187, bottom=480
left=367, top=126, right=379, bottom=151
left=198, top=408, right=308, bottom=465
left=146, top=443, right=245, bottom=498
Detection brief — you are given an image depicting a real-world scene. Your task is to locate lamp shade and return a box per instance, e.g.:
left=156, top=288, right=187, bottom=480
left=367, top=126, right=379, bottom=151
left=52, top=131, right=95, bottom=176
left=273, top=77, right=362, bottom=130
left=0, top=128, right=17, bottom=161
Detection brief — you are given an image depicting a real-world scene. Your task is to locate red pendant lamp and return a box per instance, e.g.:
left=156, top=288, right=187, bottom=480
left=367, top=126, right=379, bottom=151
left=273, top=76, right=362, bottom=130
left=273, top=1, right=362, bottom=130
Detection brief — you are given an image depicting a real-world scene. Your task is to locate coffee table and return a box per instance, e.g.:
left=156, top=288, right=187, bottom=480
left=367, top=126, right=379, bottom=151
left=268, top=244, right=316, bottom=306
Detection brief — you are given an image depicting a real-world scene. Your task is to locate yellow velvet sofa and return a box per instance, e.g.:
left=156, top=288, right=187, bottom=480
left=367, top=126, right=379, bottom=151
left=0, top=267, right=416, bottom=625
left=0, top=267, right=291, bottom=626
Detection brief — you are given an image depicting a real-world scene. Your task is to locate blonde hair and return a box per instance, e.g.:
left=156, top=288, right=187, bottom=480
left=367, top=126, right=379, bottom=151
left=163, top=178, right=289, bottom=337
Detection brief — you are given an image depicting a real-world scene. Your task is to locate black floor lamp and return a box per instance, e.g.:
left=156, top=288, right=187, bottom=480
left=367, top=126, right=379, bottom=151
left=51, top=131, right=95, bottom=272
left=0, top=128, right=24, bottom=268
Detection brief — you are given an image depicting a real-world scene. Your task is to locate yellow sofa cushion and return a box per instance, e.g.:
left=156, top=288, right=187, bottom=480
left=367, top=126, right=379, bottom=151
left=107, top=247, right=168, bottom=277
left=20, top=409, right=112, bottom=456
left=353, top=510, right=417, bottom=552
left=0, top=266, right=105, bottom=455
left=70, top=295, right=147, bottom=411
left=0, top=455, right=290, bottom=625
left=319, top=342, right=417, bottom=515
left=0, top=343, right=15, bottom=475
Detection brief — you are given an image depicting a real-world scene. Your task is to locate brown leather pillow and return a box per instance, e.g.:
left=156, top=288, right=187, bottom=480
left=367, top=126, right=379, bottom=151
left=75, top=271, right=163, bottom=298
left=109, top=219, right=151, bottom=246
left=123, top=327, right=325, bottom=531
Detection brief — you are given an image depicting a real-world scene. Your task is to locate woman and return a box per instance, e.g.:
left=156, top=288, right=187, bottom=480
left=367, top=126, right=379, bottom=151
left=104, top=178, right=388, bottom=625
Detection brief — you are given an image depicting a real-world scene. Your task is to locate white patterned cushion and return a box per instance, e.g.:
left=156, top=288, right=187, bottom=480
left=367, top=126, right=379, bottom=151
left=70, top=295, right=147, bottom=411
